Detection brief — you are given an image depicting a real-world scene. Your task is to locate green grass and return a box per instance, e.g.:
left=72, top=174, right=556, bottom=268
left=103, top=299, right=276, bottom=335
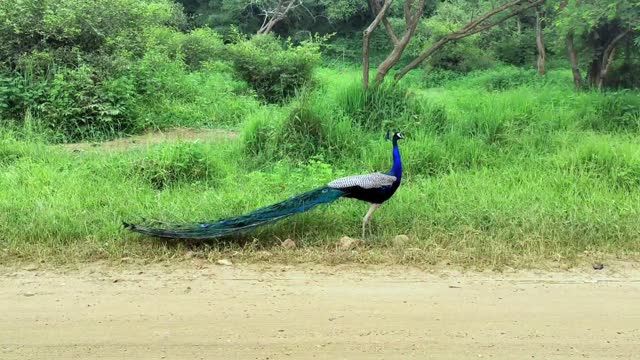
left=2, top=65, right=640, bottom=269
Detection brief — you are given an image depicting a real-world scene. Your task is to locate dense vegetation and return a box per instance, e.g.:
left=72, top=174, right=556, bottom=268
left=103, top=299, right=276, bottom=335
left=1, top=0, right=639, bottom=267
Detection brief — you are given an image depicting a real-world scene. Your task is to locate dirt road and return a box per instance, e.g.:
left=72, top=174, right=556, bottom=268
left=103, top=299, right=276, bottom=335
left=1, top=264, right=639, bottom=359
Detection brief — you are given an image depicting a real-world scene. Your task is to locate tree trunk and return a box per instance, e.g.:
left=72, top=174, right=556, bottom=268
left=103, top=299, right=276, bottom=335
left=565, top=31, right=582, bottom=89
left=257, top=0, right=299, bottom=35
left=586, top=58, right=602, bottom=89
left=362, top=0, right=394, bottom=90
left=535, top=7, right=545, bottom=76
left=374, top=0, right=427, bottom=84
left=586, top=28, right=632, bottom=89
left=258, top=19, right=279, bottom=34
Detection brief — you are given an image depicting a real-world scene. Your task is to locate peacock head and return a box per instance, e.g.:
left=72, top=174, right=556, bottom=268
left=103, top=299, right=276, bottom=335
left=385, top=131, right=405, bottom=142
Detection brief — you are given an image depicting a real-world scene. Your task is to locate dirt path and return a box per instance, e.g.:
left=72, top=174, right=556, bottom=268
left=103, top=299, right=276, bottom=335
left=1, top=264, right=639, bottom=359
left=62, top=128, right=238, bottom=152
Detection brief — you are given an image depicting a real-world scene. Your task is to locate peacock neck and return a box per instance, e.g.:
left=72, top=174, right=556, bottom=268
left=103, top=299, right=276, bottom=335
left=390, top=139, right=402, bottom=180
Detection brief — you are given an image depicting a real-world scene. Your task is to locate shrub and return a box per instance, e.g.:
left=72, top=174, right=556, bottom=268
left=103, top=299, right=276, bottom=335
left=181, top=28, right=226, bottom=69
left=145, top=26, right=226, bottom=70
left=227, top=33, right=322, bottom=103
left=132, top=49, right=257, bottom=129
left=0, top=0, right=186, bottom=67
left=243, top=92, right=360, bottom=164
left=494, top=31, right=537, bottom=66
left=41, top=65, right=137, bottom=142
left=337, top=81, right=423, bottom=130
left=0, top=0, right=192, bottom=141
left=131, top=142, right=226, bottom=190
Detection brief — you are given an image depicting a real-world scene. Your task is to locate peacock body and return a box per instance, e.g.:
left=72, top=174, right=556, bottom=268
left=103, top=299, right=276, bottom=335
left=124, top=132, right=404, bottom=239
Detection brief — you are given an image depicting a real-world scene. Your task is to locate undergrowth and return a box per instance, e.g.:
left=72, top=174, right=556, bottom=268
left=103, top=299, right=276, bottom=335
left=2, top=66, right=640, bottom=268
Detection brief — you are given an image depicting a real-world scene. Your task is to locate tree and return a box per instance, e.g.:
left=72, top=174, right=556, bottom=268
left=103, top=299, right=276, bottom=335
left=257, top=0, right=304, bottom=34
left=535, top=5, right=546, bottom=75
left=555, top=0, right=639, bottom=89
left=361, top=0, right=547, bottom=87
left=394, top=0, right=545, bottom=81
left=362, top=0, right=428, bottom=88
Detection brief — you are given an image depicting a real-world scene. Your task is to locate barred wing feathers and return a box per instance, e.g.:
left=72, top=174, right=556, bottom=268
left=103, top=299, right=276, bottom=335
left=328, top=173, right=396, bottom=190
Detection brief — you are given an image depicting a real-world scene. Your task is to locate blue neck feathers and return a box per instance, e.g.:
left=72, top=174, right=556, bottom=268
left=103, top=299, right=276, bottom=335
left=390, top=138, right=402, bottom=180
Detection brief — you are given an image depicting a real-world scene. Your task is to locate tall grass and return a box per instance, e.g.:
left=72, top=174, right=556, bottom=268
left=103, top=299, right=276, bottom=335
left=2, top=66, right=640, bottom=268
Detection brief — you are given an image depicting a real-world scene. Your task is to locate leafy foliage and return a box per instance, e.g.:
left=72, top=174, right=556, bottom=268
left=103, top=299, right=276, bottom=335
left=227, top=33, right=323, bottom=103
left=243, top=91, right=358, bottom=164
left=0, top=0, right=258, bottom=141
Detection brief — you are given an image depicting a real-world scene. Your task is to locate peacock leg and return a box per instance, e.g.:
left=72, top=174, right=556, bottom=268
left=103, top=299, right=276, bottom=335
left=362, top=203, right=381, bottom=239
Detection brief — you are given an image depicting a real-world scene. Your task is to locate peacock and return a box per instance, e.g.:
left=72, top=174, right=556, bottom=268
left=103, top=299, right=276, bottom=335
left=123, top=131, right=404, bottom=240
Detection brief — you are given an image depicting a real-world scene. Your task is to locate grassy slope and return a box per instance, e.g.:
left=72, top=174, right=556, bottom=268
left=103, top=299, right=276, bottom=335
left=1, top=66, right=640, bottom=269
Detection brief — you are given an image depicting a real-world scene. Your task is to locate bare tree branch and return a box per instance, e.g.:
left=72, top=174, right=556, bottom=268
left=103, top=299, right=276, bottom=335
left=363, top=0, right=394, bottom=89
left=370, top=0, right=399, bottom=45
left=566, top=31, right=582, bottom=89
left=404, top=0, right=413, bottom=24
left=373, top=0, right=427, bottom=84
left=257, top=0, right=302, bottom=34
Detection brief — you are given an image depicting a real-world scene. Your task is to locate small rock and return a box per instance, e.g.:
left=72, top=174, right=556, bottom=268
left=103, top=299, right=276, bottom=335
left=24, top=264, right=38, bottom=272
left=392, top=234, right=410, bottom=247
left=339, top=236, right=361, bottom=251
left=23, top=292, right=36, bottom=297
left=216, top=259, right=233, bottom=266
left=184, top=251, right=196, bottom=259
left=281, top=239, right=297, bottom=250
left=120, top=257, right=132, bottom=263
left=593, top=263, right=604, bottom=270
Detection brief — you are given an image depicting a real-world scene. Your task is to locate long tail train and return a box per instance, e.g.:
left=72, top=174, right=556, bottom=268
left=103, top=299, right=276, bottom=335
left=123, top=186, right=345, bottom=239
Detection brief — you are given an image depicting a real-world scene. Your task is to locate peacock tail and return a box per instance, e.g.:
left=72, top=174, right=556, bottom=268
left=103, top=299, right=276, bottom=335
left=123, top=186, right=345, bottom=239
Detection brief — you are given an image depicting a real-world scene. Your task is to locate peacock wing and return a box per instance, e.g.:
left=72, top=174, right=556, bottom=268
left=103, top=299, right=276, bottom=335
left=327, top=172, right=396, bottom=190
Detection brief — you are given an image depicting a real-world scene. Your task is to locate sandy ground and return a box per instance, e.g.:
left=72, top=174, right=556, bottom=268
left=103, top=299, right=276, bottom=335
left=1, top=264, right=639, bottom=359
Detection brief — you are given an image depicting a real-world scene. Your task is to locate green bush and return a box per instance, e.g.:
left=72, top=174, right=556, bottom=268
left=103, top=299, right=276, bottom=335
left=228, top=33, right=322, bottom=103
left=243, top=92, right=360, bottom=164
left=0, top=0, right=194, bottom=141
left=145, top=26, right=226, bottom=70
left=0, top=0, right=185, bottom=67
left=494, top=31, right=537, bottom=66
left=428, top=42, right=496, bottom=74
left=132, top=49, right=257, bottom=129
left=0, top=71, right=47, bottom=122
left=336, top=81, right=424, bottom=130
left=41, top=65, right=137, bottom=142
left=131, top=142, right=227, bottom=190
